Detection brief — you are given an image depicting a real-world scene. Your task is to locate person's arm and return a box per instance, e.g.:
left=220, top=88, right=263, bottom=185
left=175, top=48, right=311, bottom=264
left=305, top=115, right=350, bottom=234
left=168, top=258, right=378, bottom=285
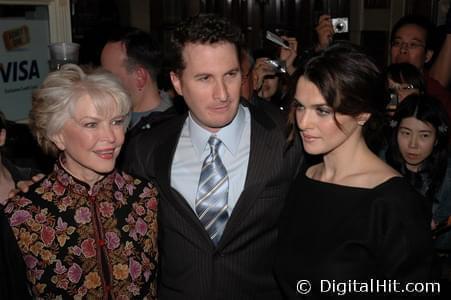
left=279, top=36, right=298, bottom=75
left=315, top=14, right=334, bottom=51
left=429, top=7, right=451, bottom=88
left=252, top=58, right=276, bottom=95
left=8, top=173, right=45, bottom=198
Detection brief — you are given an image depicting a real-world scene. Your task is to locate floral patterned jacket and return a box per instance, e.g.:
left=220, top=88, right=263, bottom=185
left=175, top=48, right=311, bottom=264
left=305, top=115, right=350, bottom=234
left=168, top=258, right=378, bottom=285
left=3, top=162, right=158, bottom=299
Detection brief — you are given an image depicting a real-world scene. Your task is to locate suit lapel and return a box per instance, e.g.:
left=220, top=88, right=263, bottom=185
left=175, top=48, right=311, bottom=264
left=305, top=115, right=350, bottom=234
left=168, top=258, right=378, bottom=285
left=219, top=105, right=281, bottom=247
left=155, top=116, right=215, bottom=248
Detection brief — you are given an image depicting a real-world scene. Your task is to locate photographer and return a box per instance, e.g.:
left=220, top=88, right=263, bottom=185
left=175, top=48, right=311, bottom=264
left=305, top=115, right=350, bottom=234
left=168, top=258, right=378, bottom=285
left=251, top=48, right=289, bottom=111
left=316, top=10, right=451, bottom=118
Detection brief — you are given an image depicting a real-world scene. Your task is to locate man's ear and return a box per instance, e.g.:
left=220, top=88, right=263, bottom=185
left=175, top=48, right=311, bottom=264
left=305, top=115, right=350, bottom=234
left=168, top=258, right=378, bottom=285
left=135, top=67, right=149, bottom=90
left=50, top=132, right=66, bottom=151
left=0, top=129, right=6, bottom=147
left=425, top=49, right=434, bottom=64
left=170, top=71, right=183, bottom=96
left=356, top=113, right=371, bottom=126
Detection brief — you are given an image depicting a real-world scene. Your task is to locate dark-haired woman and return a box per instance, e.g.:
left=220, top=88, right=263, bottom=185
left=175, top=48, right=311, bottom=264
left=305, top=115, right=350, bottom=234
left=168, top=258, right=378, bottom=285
left=0, top=111, right=36, bottom=205
left=274, top=43, right=437, bottom=299
left=0, top=111, right=32, bottom=298
left=386, top=94, right=451, bottom=284
left=385, top=63, right=425, bottom=115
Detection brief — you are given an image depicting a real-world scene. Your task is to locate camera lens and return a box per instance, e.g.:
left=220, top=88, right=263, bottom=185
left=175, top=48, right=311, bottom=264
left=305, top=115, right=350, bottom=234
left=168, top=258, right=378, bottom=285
left=335, top=22, right=344, bottom=32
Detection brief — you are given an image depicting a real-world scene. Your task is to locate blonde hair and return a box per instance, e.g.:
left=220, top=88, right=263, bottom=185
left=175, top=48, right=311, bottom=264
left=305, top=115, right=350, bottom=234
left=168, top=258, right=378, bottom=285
left=30, top=64, right=131, bottom=156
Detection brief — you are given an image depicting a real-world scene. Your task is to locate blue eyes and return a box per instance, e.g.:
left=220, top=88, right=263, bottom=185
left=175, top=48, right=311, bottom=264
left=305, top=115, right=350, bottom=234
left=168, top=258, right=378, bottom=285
left=316, top=108, right=331, bottom=116
left=82, top=118, right=125, bottom=128
left=83, top=122, right=97, bottom=128
left=112, top=118, right=125, bottom=126
left=294, top=102, right=331, bottom=116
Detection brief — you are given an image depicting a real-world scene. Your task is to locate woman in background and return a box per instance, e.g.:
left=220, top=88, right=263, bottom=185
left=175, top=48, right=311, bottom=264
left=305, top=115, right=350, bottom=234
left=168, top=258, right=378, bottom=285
left=274, top=43, right=437, bottom=299
left=0, top=111, right=36, bottom=205
left=386, top=94, right=451, bottom=284
left=3, top=64, right=158, bottom=299
left=0, top=110, right=33, bottom=298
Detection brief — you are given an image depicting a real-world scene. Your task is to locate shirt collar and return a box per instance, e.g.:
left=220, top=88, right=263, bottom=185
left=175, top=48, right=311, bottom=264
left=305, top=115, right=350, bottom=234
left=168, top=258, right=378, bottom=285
left=189, top=104, right=246, bottom=160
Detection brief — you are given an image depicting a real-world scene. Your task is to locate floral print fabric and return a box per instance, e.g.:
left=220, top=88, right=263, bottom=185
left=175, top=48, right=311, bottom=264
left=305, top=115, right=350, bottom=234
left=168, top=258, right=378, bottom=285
left=4, top=162, right=158, bottom=299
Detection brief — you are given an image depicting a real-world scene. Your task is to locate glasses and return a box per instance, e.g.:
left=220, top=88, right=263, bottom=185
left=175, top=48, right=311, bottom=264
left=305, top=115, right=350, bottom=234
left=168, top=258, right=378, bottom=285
left=389, top=83, right=416, bottom=92
left=391, top=40, right=425, bottom=50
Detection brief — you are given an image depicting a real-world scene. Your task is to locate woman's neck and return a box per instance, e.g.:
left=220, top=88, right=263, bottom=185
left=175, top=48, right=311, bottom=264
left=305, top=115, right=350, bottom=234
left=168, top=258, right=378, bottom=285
left=59, top=156, right=104, bottom=188
left=319, top=136, right=373, bottom=182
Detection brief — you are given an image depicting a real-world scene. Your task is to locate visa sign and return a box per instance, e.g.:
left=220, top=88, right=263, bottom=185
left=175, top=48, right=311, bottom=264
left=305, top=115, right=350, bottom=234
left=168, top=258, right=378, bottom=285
left=1, top=60, right=40, bottom=82
left=1, top=20, right=49, bottom=121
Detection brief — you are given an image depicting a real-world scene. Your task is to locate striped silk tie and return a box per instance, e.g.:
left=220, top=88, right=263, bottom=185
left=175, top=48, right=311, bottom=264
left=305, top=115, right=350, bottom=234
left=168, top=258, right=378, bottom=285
left=195, top=135, right=229, bottom=246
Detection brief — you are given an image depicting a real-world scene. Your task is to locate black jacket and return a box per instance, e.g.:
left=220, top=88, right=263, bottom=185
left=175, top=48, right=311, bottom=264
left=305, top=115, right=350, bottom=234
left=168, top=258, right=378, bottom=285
left=122, top=101, right=303, bottom=300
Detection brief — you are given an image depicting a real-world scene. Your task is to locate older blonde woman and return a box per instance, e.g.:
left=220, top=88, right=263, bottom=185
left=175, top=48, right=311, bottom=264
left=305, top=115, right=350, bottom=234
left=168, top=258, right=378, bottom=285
left=3, top=64, right=158, bottom=299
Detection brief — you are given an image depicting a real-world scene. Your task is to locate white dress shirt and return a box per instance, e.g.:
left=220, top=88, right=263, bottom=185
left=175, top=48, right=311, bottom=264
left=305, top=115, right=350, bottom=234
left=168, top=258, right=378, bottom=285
left=171, top=104, right=251, bottom=215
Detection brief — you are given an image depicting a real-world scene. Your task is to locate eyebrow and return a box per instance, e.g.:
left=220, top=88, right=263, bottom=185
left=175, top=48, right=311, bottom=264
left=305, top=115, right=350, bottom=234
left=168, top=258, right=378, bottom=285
left=194, top=67, right=241, bottom=78
left=399, top=126, right=432, bottom=133
left=393, top=36, right=425, bottom=43
left=294, top=98, right=329, bottom=108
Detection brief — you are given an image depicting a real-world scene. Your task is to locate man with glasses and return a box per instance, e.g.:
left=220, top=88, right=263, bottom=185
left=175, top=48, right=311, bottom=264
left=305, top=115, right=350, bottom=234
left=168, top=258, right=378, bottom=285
left=316, top=11, right=451, bottom=117
left=390, top=15, right=435, bottom=70
left=390, top=13, right=451, bottom=119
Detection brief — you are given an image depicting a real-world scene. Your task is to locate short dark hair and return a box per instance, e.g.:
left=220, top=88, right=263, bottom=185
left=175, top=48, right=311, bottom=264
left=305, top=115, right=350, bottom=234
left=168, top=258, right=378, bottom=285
left=169, top=14, right=242, bottom=73
left=385, top=63, right=426, bottom=93
left=386, top=94, right=449, bottom=198
left=288, top=42, right=386, bottom=147
left=107, top=27, right=162, bottom=80
left=390, top=15, right=437, bottom=52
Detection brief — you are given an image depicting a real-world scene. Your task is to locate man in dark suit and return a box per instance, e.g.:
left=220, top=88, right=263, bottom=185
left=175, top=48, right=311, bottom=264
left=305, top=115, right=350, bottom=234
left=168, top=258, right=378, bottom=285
left=124, top=14, right=302, bottom=300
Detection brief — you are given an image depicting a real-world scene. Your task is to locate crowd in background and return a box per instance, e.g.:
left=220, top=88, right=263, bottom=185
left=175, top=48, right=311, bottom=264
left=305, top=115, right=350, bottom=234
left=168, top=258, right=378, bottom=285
left=0, top=6, right=451, bottom=299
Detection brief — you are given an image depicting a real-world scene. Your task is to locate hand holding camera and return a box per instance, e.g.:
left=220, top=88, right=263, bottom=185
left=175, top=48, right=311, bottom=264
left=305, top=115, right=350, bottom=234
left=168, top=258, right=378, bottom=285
left=315, top=14, right=334, bottom=50
left=315, top=14, right=349, bottom=51
left=266, top=31, right=298, bottom=75
left=252, top=57, right=284, bottom=94
left=331, top=18, right=349, bottom=34
left=279, top=36, right=298, bottom=74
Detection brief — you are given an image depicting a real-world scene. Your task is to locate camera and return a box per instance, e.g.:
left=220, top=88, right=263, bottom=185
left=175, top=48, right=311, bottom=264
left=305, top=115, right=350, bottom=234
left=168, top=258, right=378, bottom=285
left=266, top=31, right=290, bottom=49
left=386, top=89, right=399, bottom=113
left=332, top=17, right=349, bottom=33
left=265, top=59, right=287, bottom=74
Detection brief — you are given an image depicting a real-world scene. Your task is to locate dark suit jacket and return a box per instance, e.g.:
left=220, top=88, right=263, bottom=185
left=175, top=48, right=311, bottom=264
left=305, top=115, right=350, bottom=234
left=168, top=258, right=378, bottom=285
left=123, top=102, right=302, bottom=300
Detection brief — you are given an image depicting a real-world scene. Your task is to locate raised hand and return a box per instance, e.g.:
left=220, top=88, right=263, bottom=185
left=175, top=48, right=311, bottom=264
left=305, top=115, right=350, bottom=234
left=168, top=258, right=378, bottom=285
left=279, top=36, right=298, bottom=75
left=315, top=14, right=334, bottom=51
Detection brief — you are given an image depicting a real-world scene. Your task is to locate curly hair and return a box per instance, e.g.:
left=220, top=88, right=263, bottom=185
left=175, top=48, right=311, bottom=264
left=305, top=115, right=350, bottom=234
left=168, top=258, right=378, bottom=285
left=30, top=64, right=131, bottom=156
left=169, top=14, right=242, bottom=74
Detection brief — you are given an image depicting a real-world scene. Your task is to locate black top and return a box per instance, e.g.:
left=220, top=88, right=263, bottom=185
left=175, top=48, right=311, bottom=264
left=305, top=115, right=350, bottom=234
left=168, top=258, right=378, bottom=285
left=0, top=210, right=32, bottom=299
left=0, top=158, right=35, bottom=299
left=274, top=173, right=438, bottom=299
left=3, top=157, right=36, bottom=182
